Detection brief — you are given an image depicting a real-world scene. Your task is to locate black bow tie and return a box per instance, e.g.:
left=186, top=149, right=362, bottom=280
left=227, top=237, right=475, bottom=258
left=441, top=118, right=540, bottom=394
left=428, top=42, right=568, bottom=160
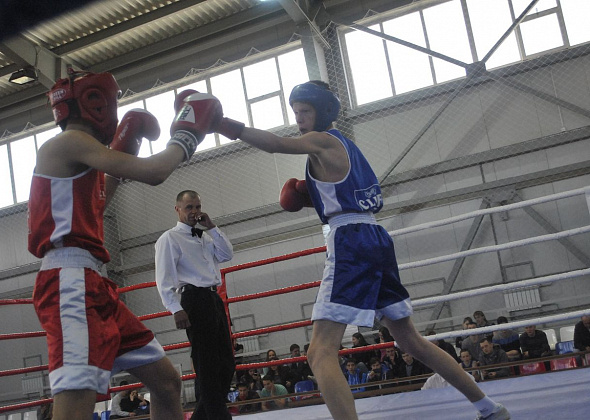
left=191, top=227, right=203, bottom=238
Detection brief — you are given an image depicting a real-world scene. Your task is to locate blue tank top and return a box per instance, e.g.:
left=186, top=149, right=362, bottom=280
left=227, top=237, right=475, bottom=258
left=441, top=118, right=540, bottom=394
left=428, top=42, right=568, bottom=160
left=306, top=129, right=383, bottom=224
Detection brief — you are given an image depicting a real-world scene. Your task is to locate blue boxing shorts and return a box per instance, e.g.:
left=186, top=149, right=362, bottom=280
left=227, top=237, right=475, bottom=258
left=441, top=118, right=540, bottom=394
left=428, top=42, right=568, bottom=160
left=311, top=213, right=413, bottom=327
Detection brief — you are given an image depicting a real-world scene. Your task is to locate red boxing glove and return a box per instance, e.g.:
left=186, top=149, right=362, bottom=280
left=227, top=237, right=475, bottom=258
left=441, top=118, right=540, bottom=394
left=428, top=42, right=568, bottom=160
left=170, top=92, right=223, bottom=138
left=110, top=109, right=161, bottom=156
left=280, top=178, right=313, bottom=212
left=294, top=179, right=313, bottom=207
left=169, top=92, right=223, bottom=160
left=174, top=89, right=198, bottom=113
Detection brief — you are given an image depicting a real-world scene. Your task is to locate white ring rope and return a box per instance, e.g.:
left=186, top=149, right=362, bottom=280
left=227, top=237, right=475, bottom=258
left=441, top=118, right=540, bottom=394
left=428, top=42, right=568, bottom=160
left=426, top=308, right=590, bottom=343
left=399, top=224, right=590, bottom=270
left=389, top=186, right=590, bottom=237
left=412, top=268, right=590, bottom=307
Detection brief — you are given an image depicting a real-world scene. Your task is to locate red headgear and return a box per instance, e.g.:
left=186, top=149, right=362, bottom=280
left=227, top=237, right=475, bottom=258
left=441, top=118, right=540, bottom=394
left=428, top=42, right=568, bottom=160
left=47, top=69, right=121, bottom=145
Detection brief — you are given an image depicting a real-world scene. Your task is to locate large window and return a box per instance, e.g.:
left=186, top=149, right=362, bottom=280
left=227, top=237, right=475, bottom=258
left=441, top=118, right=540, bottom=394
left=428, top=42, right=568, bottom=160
left=342, top=0, right=590, bottom=107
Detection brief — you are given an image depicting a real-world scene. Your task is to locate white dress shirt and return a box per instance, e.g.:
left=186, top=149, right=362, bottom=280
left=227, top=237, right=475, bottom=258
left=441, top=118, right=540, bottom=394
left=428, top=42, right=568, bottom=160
left=155, top=221, right=233, bottom=314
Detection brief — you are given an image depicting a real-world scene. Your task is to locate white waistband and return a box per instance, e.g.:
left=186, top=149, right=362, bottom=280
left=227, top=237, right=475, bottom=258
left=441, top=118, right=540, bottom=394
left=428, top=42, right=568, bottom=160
left=40, top=247, right=104, bottom=273
left=328, top=212, right=376, bottom=229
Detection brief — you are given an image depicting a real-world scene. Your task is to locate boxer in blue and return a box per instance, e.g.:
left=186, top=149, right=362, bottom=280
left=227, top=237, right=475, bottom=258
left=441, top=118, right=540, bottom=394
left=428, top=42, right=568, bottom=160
left=177, top=82, right=510, bottom=420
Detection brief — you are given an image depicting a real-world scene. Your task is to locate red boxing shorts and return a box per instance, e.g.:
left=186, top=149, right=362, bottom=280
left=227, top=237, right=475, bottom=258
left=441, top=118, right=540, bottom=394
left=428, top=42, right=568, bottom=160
left=33, top=248, right=165, bottom=395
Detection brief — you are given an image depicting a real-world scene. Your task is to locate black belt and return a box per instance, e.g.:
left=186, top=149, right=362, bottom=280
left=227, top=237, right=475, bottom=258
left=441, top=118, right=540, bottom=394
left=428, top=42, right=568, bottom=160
left=180, top=284, right=217, bottom=293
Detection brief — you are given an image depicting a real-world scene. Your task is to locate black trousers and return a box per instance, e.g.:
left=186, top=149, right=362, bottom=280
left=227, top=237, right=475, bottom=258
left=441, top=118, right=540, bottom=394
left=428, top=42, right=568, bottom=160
left=181, top=287, right=235, bottom=420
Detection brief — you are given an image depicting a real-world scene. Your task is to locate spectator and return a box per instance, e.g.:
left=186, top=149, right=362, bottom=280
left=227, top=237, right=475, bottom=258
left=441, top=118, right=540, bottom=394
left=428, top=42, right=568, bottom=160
left=460, top=350, right=482, bottom=382
left=285, top=343, right=312, bottom=392
left=456, top=317, right=473, bottom=350
left=473, top=311, right=493, bottom=328
left=573, top=315, right=590, bottom=352
left=233, top=338, right=244, bottom=355
left=110, top=381, right=149, bottom=418
left=478, top=338, right=510, bottom=380
left=492, top=316, right=522, bottom=362
left=236, top=382, right=261, bottom=414
left=396, top=352, right=431, bottom=386
left=351, top=332, right=374, bottom=371
left=366, top=357, right=384, bottom=391
left=262, top=349, right=277, bottom=376
left=376, top=326, right=395, bottom=359
left=426, top=330, right=460, bottom=362
left=378, top=326, right=395, bottom=343
left=260, top=375, right=289, bottom=411
left=520, top=325, right=551, bottom=359
left=240, top=368, right=263, bottom=392
left=344, top=358, right=367, bottom=392
left=461, top=322, right=484, bottom=362
left=474, top=310, right=494, bottom=341
left=381, top=346, right=402, bottom=373
left=266, top=356, right=290, bottom=389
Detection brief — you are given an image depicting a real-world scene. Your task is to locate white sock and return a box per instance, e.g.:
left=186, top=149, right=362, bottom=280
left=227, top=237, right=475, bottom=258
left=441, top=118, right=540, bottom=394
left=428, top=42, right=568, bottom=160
left=473, top=396, right=498, bottom=416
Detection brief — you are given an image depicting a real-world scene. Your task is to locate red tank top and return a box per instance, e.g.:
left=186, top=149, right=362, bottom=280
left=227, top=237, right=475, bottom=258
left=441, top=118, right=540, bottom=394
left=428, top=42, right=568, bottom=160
left=28, top=168, right=110, bottom=263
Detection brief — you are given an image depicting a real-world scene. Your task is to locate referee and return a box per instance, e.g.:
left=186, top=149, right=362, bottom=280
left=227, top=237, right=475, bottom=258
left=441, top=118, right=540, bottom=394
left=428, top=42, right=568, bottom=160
left=155, top=190, right=234, bottom=420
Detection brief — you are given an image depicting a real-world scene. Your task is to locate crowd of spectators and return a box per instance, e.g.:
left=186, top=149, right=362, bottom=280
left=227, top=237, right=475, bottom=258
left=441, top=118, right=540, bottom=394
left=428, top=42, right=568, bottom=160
left=227, top=314, right=588, bottom=412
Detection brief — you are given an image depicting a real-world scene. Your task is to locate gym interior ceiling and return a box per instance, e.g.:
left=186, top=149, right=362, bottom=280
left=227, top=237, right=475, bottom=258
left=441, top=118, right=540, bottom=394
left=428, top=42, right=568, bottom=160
left=0, top=0, right=400, bottom=136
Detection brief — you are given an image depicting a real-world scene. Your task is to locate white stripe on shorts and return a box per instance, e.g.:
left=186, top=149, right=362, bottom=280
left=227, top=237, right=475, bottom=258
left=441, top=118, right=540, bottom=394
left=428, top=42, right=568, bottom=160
left=59, top=267, right=90, bottom=369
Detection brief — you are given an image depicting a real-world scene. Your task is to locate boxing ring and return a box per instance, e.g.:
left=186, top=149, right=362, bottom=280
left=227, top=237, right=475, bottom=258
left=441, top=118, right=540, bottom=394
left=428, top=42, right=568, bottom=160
left=1, top=186, right=590, bottom=419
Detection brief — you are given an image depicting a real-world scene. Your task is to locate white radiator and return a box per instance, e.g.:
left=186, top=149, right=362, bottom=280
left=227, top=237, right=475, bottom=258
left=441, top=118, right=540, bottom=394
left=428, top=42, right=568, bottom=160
left=237, top=335, right=260, bottom=353
left=21, top=374, right=44, bottom=396
left=504, top=286, right=542, bottom=311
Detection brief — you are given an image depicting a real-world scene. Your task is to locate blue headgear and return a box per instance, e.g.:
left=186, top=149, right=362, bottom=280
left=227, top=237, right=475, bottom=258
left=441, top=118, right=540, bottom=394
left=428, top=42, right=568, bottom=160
left=289, top=81, right=341, bottom=132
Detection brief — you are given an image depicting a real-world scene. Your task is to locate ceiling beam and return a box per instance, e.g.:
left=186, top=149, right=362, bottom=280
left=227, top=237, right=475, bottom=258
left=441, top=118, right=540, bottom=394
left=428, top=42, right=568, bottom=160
left=0, top=35, right=83, bottom=88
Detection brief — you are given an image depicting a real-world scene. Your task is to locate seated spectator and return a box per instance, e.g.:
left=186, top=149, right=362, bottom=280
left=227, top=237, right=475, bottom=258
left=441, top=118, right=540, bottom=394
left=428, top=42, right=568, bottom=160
left=520, top=325, right=551, bottom=359
left=284, top=343, right=312, bottom=392
left=236, top=382, right=261, bottom=414
left=381, top=345, right=402, bottom=373
left=351, top=332, right=374, bottom=371
left=338, top=344, right=348, bottom=373
left=455, top=316, right=473, bottom=350
left=233, top=338, right=244, bottom=354
left=474, top=310, right=494, bottom=341
left=396, top=352, right=431, bottom=385
left=265, top=356, right=290, bottom=389
left=378, top=326, right=395, bottom=343
left=262, top=349, right=277, bottom=376
left=573, top=315, right=590, bottom=352
left=478, top=338, right=510, bottom=380
left=110, top=381, right=149, bottom=419
left=473, top=310, right=493, bottom=328
left=366, top=357, right=384, bottom=390
left=461, top=322, right=484, bottom=362
left=260, top=375, right=289, bottom=411
left=240, top=368, right=263, bottom=391
left=426, top=330, right=460, bottom=362
left=459, top=349, right=482, bottom=382
left=343, top=358, right=362, bottom=384
left=492, top=316, right=522, bottom=361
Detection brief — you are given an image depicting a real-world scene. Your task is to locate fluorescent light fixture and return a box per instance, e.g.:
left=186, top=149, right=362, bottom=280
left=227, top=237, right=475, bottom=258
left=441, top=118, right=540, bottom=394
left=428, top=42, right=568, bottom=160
left=9, top=67, right=37, bottom=85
